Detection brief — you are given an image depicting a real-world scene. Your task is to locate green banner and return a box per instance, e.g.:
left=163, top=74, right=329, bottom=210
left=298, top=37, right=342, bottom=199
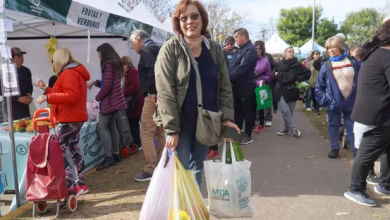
left=6, top=0, right=72, bottom=23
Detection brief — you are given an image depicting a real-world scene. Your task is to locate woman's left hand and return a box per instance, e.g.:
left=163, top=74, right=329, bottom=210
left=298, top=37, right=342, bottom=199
left=223, top=121, right=240, bottom=134
left=37, top=95, right=47, bottom=105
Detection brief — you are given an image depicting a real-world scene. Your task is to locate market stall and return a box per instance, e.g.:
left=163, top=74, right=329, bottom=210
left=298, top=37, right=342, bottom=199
left=0, top=0, right=175, bottom=213
left=0, top=120, right=103, bottom=191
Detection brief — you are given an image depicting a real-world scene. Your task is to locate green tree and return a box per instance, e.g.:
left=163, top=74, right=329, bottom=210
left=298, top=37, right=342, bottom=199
left=340, top=8, right=384, bottom=45
left=277, top=6, right=323, bottom=47
left=316, top=18, right=338, bottom=46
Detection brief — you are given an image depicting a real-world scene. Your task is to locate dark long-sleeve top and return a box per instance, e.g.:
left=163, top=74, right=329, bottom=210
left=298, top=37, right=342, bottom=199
left=228, top=40, right=258, bottom=84
left=138, top=40, right=160, bottom=96
left=352, top=47, right=390, bottom=126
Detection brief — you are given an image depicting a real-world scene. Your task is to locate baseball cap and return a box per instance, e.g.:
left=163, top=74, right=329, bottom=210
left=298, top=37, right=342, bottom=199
left=335, top=33, right=346, bottom=40
left=11, top=47, right=26, bottom=57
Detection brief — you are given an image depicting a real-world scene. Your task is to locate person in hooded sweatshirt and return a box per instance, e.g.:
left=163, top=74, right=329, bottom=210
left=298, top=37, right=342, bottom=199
left=34, top=48, right=91, bottom=197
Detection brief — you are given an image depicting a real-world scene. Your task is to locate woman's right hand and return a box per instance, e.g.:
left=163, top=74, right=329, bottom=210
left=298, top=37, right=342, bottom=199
left=87, top=81, right=96, bottom=90
left=166, top=134, right=179, bottom=152
left=32, top=79, right=47, bottom=90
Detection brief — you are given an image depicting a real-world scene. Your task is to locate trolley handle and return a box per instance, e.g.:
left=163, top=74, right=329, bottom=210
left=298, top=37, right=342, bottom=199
left=33, top=108, right=55, bottom=130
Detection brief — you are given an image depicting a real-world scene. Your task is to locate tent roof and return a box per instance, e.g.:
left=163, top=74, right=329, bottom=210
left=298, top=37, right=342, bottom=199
left=5, top=0, right=173, bottom=39
left=265, top=32, right=291, bottom=55
left=162, top=17, right=174, bottom=34
left=127, top=2, right=172, bottom=33
left=299, top=39, right=326, bottom=54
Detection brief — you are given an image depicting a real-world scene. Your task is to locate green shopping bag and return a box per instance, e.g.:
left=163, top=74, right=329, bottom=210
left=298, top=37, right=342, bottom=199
left=255, top=85, right=272, bottom=111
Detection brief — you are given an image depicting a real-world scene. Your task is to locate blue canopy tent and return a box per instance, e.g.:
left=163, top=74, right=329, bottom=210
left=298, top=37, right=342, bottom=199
left=297, top=39, right=326, bottom=59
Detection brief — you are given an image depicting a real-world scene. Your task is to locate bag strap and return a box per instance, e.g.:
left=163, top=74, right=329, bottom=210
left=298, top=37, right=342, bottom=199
left=179, top=37, right=203, bottom=109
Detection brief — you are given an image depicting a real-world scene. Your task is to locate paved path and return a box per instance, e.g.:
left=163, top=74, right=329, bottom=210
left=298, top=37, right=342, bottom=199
left=202, top=107, right=390, bottom=220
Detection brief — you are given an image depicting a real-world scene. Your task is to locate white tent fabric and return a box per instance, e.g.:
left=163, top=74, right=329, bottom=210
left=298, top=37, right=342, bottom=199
left=128, top=2, right=172, bottom=33
left=3, top=0, right=174, bottom=106
left=265, top=33, right=291, bottom=55
left=162, top=17, right=174, bottom=33
left=298, top=39, right=325, bottom=59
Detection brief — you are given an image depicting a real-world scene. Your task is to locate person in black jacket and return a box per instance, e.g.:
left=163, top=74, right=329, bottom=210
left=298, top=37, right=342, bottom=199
left=2, top=47, right=33, bottom=121
left=229, top=28, right=258, bottom=145
left=274, top=47, right=311, bottom=138
left=130, top=30, right=166, bottom=182
left=344, top=21, right=390, bottom=207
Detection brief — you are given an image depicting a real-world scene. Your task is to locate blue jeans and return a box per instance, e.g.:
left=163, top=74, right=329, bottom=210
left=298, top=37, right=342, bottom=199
left=327, top=110, right=357, bottom=155
left=176, top=132, right=209, bottom=189
left=305, top=88, right=312, bottom=108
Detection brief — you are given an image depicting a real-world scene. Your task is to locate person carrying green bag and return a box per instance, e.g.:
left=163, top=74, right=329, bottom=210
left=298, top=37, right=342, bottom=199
left=253, top=41, right=273, bottom=133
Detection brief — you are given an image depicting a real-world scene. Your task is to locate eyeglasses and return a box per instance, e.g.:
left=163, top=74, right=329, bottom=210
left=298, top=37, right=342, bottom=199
left=226, top=42, right=234, bottom=46
left=179, top=13, right=200, bottom=22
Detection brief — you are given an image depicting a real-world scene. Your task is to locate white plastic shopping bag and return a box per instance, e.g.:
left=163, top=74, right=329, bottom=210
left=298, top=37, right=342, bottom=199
left=139, top=148, right=174, bottom=220
left=204, top=139, right=255, bottom=218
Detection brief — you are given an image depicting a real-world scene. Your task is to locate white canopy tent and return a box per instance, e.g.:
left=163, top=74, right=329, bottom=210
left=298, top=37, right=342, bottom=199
left=298, top=39, right=326, bottom=59
left=162, top=17, right=174, bottom=34
left=265, top=32, right=299, bottom=55
left=3, top=0, right=174, bottom=107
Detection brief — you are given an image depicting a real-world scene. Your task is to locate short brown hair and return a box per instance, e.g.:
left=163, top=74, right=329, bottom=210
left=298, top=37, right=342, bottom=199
left=172, top=0, right=209, bottom=37
left=234, top=28, right=249, bottom=39
left=325, top=36, right=346, bottom=54
left=122, top=56, right=134, bottom=67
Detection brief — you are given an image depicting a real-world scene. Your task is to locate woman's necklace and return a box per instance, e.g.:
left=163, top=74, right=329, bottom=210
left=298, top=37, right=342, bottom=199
left=185, top=36, right=202, bottom=57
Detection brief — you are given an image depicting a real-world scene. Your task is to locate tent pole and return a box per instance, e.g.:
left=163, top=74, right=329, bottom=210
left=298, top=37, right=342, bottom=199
left=0, top=2, right=20, bottom=208
left=312, top=0, right=315, bottom=50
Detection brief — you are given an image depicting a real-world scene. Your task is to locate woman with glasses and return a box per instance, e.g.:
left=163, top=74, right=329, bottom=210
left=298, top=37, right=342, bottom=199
left=154, top=0, right=239, bottom=188
left=274, top=47, right=311, bottom=138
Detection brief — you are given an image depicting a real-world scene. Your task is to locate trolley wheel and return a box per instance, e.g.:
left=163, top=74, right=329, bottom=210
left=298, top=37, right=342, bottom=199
left=66, top=195, right=77, bottom=212
left=120, top=146, right=131, bottom=158
left=36, top=201, right=48, bottom=214
left=130, top=143, right=138, bottom=154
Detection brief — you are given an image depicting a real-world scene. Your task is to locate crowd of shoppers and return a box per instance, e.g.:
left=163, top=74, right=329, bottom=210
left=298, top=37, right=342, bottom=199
left=6, top=0, right=388, bottom=210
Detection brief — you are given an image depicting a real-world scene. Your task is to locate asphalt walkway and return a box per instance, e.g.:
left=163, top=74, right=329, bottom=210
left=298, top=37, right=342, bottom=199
left=203, top=106, right=390, bottom=220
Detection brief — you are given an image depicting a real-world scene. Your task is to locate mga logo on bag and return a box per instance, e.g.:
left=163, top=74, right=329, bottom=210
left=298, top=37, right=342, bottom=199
left=212, top=188, right=230, bottom=201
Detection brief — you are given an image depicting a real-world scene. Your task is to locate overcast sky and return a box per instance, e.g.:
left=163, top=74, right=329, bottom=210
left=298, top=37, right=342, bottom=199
left=202, top=0, right=389, bottom=39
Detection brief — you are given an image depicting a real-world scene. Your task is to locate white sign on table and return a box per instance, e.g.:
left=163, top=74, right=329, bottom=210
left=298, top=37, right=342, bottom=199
left=1, top=63, right=20, bottom=97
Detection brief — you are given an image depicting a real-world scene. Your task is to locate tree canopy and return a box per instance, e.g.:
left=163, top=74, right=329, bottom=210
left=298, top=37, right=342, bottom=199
left=340, top=8, right=384, bottom=45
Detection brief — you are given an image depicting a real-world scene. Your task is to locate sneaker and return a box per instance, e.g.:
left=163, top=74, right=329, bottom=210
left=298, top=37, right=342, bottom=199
left=256, top=126, right=264, bottom=133
left=328, top=149, right=339, bottom=158
left=344, top=190, right=376, bottom=207
left=374, top=185, right=390, bottom=195
left=240, top=135, right=253, bottom=145
left=367, top=171, right=379, bottom=185
left=265, top=121, right=272, bottom=127
left=113, top=154, right=122, bottom=163
left=306, top=108, right=312, bottom=111
left=277, top=129, right=289, bottom=136
left=207, top=149, right=220, bottom=160
left=293, top=129, right=301, bottom=138
left=273, top=109, right=277, bottom=113
left=68, top=185, right=84, bottom=198
left=80, top=184, right=89, bottom=195
left=134, top=171, right=153, bottom=182
left=252, top=126, right=257, bottom=132
left=96, top=157, right=116, bottom=171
